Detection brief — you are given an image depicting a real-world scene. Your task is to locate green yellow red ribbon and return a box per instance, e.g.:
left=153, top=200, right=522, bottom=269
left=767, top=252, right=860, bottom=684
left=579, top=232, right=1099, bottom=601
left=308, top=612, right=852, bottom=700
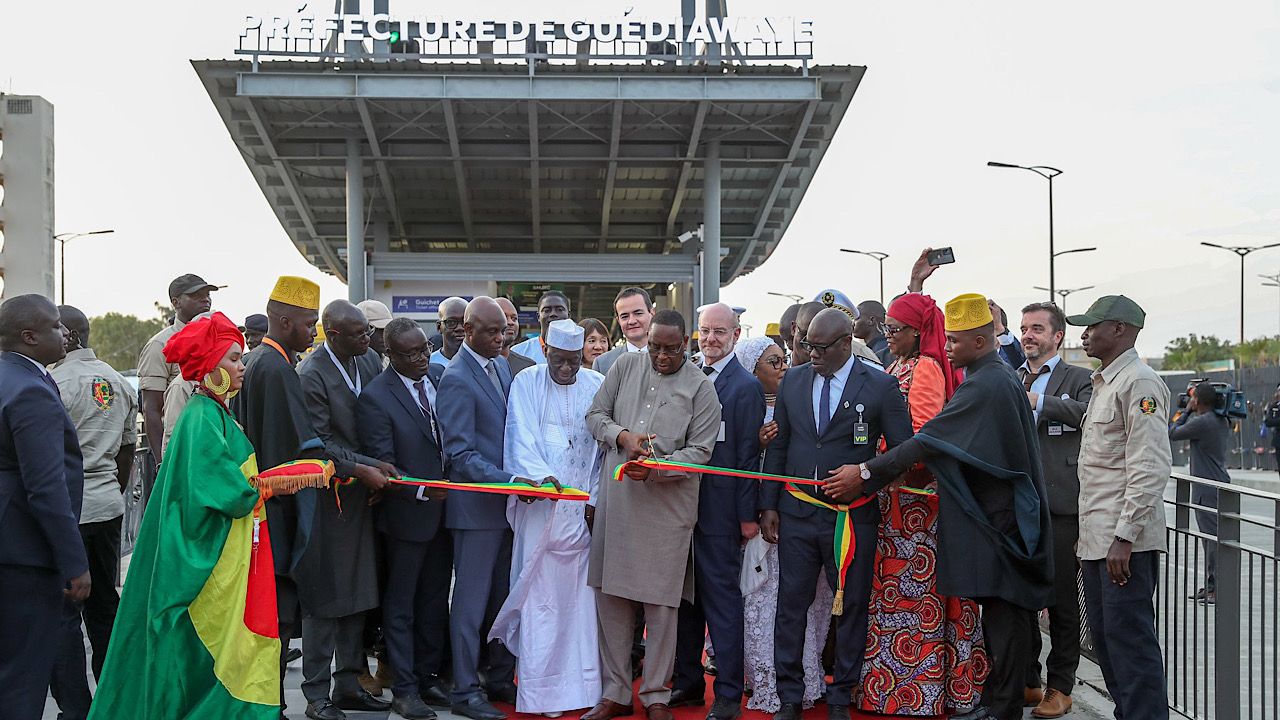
left=612, top=458, right=935, bottom=616
left=335, top=475, right=588, bottom=501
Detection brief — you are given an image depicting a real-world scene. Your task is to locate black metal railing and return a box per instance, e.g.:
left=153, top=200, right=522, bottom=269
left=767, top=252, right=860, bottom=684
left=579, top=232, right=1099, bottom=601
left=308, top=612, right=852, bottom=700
left=1160, top=473, right=1280, bottom=720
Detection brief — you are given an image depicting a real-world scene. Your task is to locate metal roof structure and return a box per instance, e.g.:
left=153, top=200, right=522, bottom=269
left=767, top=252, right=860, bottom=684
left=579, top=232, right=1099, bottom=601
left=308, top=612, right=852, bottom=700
left=194, top=59, right=864, bottom=304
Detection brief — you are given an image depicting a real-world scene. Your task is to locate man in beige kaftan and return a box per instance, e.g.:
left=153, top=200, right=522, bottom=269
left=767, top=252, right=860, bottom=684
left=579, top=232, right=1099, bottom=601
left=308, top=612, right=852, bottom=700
left=584, top=310, right=722, bottom=720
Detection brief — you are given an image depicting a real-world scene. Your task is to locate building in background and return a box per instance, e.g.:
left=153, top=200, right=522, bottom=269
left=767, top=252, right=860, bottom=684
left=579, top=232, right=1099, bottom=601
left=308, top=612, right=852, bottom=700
left=194, top=2, right=861, bottom=337
left=0, top=94, right=56, bottom=299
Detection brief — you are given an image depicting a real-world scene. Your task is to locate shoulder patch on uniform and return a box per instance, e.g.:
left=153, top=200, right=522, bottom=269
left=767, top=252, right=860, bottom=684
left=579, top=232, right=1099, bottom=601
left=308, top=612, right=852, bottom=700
left=1138, top=396, right=1157, bottom=415
left=91, top=377, right=115, bottom=410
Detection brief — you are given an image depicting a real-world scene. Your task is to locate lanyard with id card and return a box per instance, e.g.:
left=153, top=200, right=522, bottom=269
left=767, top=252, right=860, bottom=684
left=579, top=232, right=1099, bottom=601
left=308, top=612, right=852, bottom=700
left=853, top=403, right=869, bottom=445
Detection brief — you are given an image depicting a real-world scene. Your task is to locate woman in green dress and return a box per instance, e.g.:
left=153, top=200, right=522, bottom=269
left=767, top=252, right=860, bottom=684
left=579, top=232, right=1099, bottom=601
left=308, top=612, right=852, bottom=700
left=90, top=311, right=293, bottom=720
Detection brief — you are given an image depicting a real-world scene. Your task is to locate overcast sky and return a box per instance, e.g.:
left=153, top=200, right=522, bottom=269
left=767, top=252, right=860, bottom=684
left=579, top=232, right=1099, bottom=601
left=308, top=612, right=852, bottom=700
left=3, top=0, right=1278, bottom=357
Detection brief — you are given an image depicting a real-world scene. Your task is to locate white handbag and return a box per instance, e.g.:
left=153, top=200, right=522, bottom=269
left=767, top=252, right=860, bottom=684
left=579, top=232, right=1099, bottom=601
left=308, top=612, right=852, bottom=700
left=740, top=534, right=770, bottom=595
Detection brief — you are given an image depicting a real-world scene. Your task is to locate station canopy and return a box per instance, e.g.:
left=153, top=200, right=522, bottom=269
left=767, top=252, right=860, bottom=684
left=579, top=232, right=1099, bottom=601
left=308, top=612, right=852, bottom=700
left=194, top=25, right=863, bottom=320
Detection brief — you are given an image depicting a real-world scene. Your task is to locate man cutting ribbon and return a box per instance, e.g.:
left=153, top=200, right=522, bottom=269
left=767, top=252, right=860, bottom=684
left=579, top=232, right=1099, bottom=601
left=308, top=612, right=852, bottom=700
left=757, top=307, right=913, bottom=720
left=584, top=309, right=721, bottom=720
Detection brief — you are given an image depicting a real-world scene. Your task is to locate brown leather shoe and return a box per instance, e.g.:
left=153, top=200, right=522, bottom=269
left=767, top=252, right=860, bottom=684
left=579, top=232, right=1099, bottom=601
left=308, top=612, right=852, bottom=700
left=1024, top=687, right=1044, bottom=707
left=1031, top=688, right=1073, bottom=718
left=581, top=700, right=634, bottom=720
left=644, top=704, right=674, bottom=720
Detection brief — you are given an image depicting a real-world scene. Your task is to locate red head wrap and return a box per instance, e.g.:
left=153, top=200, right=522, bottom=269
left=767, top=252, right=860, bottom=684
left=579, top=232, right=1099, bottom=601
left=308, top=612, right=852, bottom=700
left=886, top=293, right=962, bottom=400
left=163, top=312, right=245, bottom=382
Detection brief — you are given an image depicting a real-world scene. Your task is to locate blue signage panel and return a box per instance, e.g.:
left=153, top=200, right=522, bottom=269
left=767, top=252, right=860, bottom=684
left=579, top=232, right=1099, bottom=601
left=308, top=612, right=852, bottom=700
left=390, top=296, right=473, bottom=314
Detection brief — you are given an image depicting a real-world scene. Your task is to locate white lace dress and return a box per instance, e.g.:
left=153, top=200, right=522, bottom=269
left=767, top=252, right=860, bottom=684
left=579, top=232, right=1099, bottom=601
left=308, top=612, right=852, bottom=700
left=743, top=404, right=834, bottom=711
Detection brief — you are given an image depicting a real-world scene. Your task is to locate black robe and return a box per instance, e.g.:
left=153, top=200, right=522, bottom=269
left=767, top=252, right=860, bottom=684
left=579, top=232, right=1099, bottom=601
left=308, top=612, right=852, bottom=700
left=231, top=338, right=324, bottom=576
left=865, top=350, right=1054, bottom=611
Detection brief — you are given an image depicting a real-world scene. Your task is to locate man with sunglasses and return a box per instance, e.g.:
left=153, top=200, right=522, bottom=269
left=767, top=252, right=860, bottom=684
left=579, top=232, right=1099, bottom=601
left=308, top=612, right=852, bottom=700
left=758, top=308, right=912, bottom=720
left=296, top=300, right=397, bottom=719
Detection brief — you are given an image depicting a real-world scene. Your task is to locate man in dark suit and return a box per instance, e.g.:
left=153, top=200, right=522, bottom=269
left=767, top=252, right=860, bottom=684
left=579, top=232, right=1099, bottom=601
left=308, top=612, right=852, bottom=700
left=758, top=308, right=912, bottom=720
left=1015, top=302, right=1092, bottom=718
left=496, top=297, right=536, bottom=376
left=437, top=297, right=536, bottom=720
left=670, top=304, right=766, bottom=720
left=358, top=318, right=454, bottom=720
left=0, top=294, right=91, bottom=720
left=296, top=300, right=394, bottom=719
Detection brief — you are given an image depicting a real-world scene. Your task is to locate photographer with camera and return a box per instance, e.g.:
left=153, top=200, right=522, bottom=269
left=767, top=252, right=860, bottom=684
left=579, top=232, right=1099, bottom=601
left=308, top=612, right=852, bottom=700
left=1169, top=381, right=1231, bottom=604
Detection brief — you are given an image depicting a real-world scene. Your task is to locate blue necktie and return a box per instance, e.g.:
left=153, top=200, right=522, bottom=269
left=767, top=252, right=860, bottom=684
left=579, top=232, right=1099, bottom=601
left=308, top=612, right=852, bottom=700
left=818, top=374, right=832, bottom=436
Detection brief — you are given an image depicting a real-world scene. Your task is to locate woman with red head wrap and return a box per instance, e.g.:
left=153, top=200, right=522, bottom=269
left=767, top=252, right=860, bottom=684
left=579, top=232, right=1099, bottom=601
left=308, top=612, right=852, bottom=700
left=857, top=293, right=988, bottom=716
left=89, top=312, right=284, bottom=720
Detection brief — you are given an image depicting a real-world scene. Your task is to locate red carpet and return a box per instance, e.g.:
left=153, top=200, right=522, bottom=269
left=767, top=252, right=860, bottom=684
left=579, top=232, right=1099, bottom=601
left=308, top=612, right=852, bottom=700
left=496, top=678, right=943, bottom=720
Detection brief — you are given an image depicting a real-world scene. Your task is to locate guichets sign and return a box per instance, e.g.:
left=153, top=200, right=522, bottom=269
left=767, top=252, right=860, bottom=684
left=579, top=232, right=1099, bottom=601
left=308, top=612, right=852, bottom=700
left=238, top=10, right=814, bottom=60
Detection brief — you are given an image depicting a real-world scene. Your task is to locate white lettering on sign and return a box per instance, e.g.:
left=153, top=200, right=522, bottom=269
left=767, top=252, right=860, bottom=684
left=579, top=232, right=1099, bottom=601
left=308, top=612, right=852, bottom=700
left=238, top=13, right=816, bottom=59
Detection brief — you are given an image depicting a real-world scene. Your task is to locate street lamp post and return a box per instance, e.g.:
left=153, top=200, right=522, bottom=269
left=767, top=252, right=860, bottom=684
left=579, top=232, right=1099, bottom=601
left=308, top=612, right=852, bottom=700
left=1201, top=242, right=1280, bottom=344
left=988, top=161, right=1064, bottom=301
left=839, top=249, right=890, bottom=305
left=1032, top=285, right=1095, bottom=316
left=766, top=292, right=804, bottom=303
left=53, top=229, right=115, bottom=304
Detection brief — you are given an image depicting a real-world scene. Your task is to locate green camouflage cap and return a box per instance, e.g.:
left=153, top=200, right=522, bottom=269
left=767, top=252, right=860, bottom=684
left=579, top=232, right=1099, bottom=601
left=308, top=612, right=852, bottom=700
left=1065, top=294, right=1145, bottom=328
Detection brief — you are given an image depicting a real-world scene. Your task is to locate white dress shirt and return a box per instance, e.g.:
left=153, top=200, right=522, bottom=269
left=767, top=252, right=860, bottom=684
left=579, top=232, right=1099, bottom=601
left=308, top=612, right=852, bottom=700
left=396, top=369, right=442, bottom=500
left=702, top=353, right=735, bottom=383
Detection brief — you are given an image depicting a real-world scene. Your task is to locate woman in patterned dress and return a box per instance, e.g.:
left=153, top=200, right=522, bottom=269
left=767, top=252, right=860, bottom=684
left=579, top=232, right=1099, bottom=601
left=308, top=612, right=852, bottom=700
left=857, top=293, right=990, bottom=715
left=735, top=337, right=835, bottom=712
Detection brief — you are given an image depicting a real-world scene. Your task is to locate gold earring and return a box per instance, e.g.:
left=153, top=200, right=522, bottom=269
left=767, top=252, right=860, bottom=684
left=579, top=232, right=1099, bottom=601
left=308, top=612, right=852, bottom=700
left=204, top=367, right=232, bottom=395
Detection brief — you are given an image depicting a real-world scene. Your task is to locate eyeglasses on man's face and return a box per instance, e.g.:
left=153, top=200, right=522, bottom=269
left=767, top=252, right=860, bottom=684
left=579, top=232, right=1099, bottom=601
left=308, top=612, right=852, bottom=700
left=390, top=346, right=430, bottom=361
left=799, top=334, right=851, bottom=357
left=697, top=327, right=733, bottom=339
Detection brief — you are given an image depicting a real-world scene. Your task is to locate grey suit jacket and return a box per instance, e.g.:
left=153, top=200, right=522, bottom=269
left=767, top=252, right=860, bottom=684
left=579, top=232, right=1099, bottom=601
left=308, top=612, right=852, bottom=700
left=1033, top=359, right=1093, bottom=515
left=297, top=345, right=384, bottom=478
left=593, top=344, right=644, bottom=377
left=507, top=350, right=536, bottom=376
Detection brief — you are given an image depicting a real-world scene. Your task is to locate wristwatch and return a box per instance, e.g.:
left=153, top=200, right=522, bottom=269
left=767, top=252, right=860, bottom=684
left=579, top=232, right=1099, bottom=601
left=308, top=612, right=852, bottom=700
left=859, top=463, right=871, bottom=480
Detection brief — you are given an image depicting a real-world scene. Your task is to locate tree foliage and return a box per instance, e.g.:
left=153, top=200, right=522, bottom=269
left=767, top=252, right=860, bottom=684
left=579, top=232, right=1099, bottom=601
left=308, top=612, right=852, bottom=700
left=1161, top=334, right=1280, bottom=371
left=90, top=312, right=165, bottom=372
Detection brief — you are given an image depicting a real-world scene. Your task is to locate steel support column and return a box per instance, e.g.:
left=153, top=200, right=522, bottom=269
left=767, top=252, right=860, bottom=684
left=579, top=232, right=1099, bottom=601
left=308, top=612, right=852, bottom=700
left=346, top=138, right=367, bottom=303
left=701, top=140, right=722, bottom=306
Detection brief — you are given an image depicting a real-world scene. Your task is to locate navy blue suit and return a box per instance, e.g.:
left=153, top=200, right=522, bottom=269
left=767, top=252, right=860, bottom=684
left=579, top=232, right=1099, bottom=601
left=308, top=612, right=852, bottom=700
left=672, top=355, right=765, bottom=702
left=0, top=351, right=87, bottom=719
left=357, top=364, right=452, bottom=697
left=760, top=358, right=912, bottom=706
left=436, top=349, right=517, bottom=702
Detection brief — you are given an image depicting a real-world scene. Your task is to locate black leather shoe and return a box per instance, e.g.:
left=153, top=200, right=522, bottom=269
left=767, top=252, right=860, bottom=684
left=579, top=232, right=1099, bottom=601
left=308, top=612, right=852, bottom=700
left=667, top=687, right=705, bottom=708
left=705, top=696, right=742, bottom=720
left=334, top=688, right=392, bottom=711
left=485, top=681, right=518, bottom=705
left=703, top=656, right=718, bottom=676
left=287, top=647, right=303, bottom=664
left=453, top=695, right=507, bottom=720
left=391, top=693, right=439, bottom=720
left=773, top=704, right=802, bottom=720
left=420, top=684, right=451, bottom=709
left=827, top=704, right=851, bottom=720
left=304, top=699, right=346, bottom=720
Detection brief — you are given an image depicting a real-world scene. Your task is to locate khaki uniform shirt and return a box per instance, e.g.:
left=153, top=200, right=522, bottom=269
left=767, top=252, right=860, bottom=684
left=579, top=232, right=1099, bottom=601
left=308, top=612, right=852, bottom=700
left=1076, top=348, right=1170, bottom=559
left=162, top=377, right=196, bottom=452
left=50, top=349, right=139, bottom=524
left=137, top=318, right=186, bottom=394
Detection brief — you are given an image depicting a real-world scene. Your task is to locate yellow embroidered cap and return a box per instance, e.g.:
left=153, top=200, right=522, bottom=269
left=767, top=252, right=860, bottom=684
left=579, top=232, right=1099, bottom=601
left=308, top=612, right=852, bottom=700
left=269, top=276, right=321, bottom=310
left=944, top=293, right=993, bottom=332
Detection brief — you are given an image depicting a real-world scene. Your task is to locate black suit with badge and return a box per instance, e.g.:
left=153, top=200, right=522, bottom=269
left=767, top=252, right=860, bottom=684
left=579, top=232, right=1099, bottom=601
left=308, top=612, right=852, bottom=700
left=1023, top=358, right=1093, bottom=696
left=760, top=357, right=912, bottom=707
left=356, top=363, right=453, bottom=700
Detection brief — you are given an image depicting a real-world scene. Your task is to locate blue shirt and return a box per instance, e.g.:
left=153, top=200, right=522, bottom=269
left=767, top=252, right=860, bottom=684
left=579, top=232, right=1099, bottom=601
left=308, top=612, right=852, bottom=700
left=511, top=336, right=547, bottom=364
left=812, top=354, right=856, bottom=430
left=1018, top=354, right=1061, bottom=422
